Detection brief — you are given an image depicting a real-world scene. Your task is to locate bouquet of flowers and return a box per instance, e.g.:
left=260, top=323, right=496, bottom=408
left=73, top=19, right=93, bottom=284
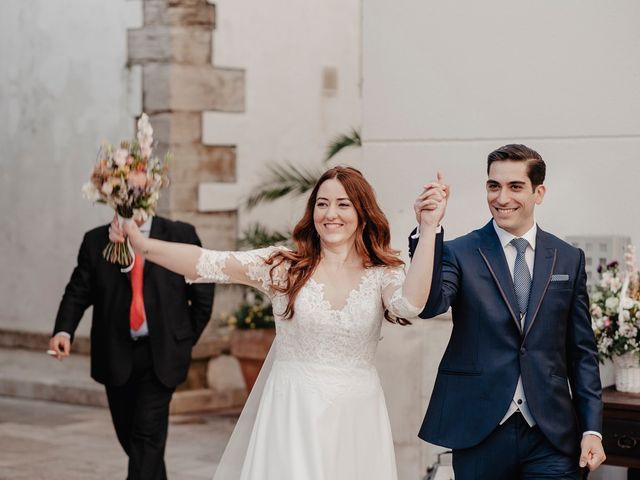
left=591, top=247, right=640, bottom=363
left=82, top=113, right=170, bottom=268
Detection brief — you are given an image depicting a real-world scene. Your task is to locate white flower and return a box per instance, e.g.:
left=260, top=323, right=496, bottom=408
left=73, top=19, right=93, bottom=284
left=621, top=298, right=635, bottom=310
left=137, top=113, right=154, bottom=157
left=621, top=310, right=631, bottom=322
left=114, top=148, right=128, bottom=167
left=101, top=182, right=114, bottom=195
left=132, top=208, right=148, bottom=222
left=619, top=322, right=638, bottom=339
left=598, top=336, right=613, bottom=355
left=591, top=291, right=603, bottom=303
left=590, top=305, right=603, bottom=318
left=137, top=113, right=153, bottom=137
left=81, top=181, right=101, bottom=201
left=610, top=277, right=623, bottom=293
left=605, top=296, right=619, bottom=311
left=140, top=144, right=152, bottom=159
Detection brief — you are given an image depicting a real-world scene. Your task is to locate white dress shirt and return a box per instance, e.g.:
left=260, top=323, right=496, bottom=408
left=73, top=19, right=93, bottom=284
left=493, top=220, right=537, bottom=427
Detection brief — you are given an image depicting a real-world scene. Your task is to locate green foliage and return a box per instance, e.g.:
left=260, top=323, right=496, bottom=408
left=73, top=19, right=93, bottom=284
left=239, top=223, right=291, bottom=249
left=245, top=161, right=323, bottom=209
left=325, top=128, right=361, bottom=163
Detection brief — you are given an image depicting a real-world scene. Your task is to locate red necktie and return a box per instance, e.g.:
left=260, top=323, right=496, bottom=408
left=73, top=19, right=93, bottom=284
left=130, top=255, right=145, bottom=331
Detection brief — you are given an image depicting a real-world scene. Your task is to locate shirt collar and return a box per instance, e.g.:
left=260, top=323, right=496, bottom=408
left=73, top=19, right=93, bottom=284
left=139, top=216, right=153, bottom=234
left=492, top=219, right=537, bottom=251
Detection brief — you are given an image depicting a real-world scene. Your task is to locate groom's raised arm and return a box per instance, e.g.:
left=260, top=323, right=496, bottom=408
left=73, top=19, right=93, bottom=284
left=408, top=228, right=459, bottom=318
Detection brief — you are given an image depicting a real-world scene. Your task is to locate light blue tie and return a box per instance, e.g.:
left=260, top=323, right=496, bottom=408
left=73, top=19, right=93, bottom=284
left=510, top=238, right=531, bottom=322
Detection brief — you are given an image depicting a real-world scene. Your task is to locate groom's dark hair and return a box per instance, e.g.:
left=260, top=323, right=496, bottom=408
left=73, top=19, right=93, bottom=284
left=487, top=144, right=546, bottom=189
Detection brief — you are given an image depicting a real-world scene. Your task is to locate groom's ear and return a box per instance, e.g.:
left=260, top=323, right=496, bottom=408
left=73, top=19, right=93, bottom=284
left=534, top=184, right=546, bottom=205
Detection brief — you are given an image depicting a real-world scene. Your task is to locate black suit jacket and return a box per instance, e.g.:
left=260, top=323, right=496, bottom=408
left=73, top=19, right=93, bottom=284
left=409, top=221, right=602, bottom=456
left=54, top=216, right=215, bottom=388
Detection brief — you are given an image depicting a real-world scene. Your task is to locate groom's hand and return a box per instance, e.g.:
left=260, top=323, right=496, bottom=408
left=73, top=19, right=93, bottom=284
left=414, top=172, right=449, bottom=229
left=579, top=434, right=606, bottom=471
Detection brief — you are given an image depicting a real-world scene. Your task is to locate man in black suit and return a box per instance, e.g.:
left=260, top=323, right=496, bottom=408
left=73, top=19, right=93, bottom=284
left=410, top=145, right=605, bottom=479
left=49, top=215, right=214, bottom=480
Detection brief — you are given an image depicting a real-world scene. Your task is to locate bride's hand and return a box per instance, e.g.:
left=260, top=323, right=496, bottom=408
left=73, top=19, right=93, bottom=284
left=122, top=219, right=147, bottom=254
left=108, top=214, right=125, bottom=243
left=108, top=214, right=147, bottom=254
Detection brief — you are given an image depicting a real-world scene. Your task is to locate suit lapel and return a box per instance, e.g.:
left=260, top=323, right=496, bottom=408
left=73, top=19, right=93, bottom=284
left=523, top=229, right=557, bottom=339
left=477, top=222, right=523, bottom=335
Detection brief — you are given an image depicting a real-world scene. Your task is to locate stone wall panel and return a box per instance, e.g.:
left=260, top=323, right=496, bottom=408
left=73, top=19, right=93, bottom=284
left=128, top=26, right=212, bottom=64
left=169, top=144, right=236, bottom=183
left=143, top=64, right=245, bottom=113
left=151, top=112, right=203, bottom=145
left=145, top=1, right=215, bottom=27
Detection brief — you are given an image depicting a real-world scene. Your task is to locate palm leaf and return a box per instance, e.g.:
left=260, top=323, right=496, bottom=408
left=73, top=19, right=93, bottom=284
left=325, top=128, right=361, bottom=163
left=245, top=161, right=322, bottom=209
left=238, top=223, right=290, bottom=249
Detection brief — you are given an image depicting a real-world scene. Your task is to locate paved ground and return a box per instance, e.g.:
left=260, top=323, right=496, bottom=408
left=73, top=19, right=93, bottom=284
left=0, top=396, right=237, bottom=480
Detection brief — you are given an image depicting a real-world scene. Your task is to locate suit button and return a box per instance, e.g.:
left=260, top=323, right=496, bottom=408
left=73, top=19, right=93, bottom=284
left=517, top=399, right=523, bottom=405
left=520, top=347, right=526, bottom=355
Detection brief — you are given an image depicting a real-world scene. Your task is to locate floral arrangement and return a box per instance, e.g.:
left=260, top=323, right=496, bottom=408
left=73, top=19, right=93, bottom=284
left=227, top=290, right=275, bottom=330
left=591, top=247, right=640, bottom=363
left=82, top=114, right=170, bottom=266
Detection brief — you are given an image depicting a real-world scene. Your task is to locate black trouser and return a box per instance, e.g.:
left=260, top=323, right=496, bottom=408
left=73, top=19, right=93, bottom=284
left=106, top=338, right=175, bottom=480
left=453, top=412, right=584, bottom=480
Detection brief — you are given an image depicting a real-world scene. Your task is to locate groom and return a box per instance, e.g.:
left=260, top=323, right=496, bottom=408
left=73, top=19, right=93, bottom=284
left=410, top=145, right=605, bottom=479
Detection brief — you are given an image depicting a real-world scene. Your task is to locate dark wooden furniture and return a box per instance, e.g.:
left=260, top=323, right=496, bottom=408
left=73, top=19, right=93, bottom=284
left=602, top=386, right=640, bottom=479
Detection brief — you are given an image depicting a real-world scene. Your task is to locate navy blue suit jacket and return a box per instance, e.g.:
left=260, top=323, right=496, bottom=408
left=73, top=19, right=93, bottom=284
left=409, top=221, right=602, bottom=456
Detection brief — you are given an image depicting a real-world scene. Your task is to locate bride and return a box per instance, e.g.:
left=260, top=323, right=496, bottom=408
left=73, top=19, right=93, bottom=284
left=109, top=166, right=447, bottom=479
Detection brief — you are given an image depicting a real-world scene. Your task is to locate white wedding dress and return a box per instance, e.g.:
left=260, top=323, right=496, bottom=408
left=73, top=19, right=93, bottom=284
left=191, top=246, right=422, bottom=480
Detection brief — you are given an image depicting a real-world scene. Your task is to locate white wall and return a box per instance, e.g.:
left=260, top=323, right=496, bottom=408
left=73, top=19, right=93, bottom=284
left=362, top=1, right=640, bottom=478
left=201, top=0, right=362, bottom=234
left=0, top=0, right=142, bottom=332
left=0, top=0, right=363, bottom=333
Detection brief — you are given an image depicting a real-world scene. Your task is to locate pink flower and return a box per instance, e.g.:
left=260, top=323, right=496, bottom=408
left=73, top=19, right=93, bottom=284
left=128, top=171, right=147, bottom=189
left=603, top=317, right=612, bottom=328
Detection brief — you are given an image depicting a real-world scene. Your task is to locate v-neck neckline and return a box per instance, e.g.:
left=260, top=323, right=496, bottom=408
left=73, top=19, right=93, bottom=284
left=308, top=268, right=375, bottom=313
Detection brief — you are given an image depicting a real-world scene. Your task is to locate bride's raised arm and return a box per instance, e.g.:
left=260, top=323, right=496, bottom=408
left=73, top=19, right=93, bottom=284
left=112, top=218, right=287, bottom=295
left=383, top=175, right=448, bottom=317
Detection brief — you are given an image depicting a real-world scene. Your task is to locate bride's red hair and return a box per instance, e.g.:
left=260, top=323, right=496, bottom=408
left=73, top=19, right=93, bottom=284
left=266, top=166, right=408, bottom=323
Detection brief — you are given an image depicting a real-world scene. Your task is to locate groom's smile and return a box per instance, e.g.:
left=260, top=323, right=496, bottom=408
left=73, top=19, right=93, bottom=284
left=486, top=160, right=545, bottom=237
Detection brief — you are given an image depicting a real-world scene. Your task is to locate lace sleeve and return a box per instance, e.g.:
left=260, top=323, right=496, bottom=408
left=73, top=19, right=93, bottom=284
left=381, top=266, right=423, bottom=319
left=188, top=246, right=290, bottom=295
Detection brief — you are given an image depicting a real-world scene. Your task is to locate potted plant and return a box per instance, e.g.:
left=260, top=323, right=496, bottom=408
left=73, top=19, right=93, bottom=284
left=227, top=290, right=277, bottom=393
left=590, top=249, right=640, bottom=393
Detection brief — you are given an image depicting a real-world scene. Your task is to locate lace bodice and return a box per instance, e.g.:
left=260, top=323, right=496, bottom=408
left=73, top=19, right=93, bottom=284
left=191, top=246, right=422, bottom=368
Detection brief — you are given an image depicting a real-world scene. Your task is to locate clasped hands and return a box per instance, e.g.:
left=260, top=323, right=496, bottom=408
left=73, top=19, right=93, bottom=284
left=414, top=172, right=449, bottom=230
